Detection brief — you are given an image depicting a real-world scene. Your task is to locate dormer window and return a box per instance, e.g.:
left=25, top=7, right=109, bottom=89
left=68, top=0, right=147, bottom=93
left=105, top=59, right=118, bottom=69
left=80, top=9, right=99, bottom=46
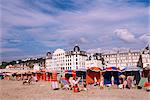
left=74, top=45, right=80, bottom=52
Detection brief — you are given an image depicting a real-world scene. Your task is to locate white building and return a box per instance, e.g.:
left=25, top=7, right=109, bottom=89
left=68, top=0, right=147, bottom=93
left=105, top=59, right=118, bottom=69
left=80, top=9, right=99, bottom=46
left=101, top=45, right=150, bottom=70
left=102, top=50, right=141, bottom=68
left=45, top=45, right=150, bottom=71
left=52, top=49, right=66, bottom=71
left=45, top=45, right=88, bottom=71
left=65, top=45, right=87, bottom=70
left=141, top=45, right=150, bottom=68
left=45, top=52, right=53, bottom=71
left=85, top=53, right=103, bottom=69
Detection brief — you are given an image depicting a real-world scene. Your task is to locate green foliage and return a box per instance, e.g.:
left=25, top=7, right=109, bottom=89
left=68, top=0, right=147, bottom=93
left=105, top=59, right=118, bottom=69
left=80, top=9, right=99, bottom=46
left=0, top=62, right=8, bottom=69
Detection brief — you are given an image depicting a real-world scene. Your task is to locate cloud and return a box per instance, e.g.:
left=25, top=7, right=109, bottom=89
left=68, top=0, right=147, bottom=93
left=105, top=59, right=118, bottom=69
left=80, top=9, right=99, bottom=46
left=0, top=48, right=21, bottom=53
left=139, top=34, right=150, bottom=44
left=114, top=28, right=136, bottom=43
left=0, top=0, right=149, bottom=61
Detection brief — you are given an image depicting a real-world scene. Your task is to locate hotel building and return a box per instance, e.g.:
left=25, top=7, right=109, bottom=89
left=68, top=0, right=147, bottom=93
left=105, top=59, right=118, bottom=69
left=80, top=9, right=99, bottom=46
left=45, top=45, right=88, bottom=71
left=141, top=45, right=150, bottom=68
left=102, top=50, right=141, bottom=68
left=85, top=53, right=103, bottom=69
left=45, top=45, right=150, bottom=71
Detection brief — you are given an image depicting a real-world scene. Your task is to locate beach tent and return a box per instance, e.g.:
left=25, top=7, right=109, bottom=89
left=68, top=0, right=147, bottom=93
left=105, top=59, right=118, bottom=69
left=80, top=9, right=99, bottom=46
left=103, top=66, right=120, bottom=71
left=0, top=72, right=4, bottom=80
left=51, top=70, right=59, bottom=90
left=86, top=67, right=102, bottom=84
left=103, top=66, right=120, bottom=85
left=46, top=72, right=52, bottom=81
left=121, top=66, right=142, bottom=85
left=142, top=66, right=150, bottom=78
left=65, top=70, right=76, bottom=79
left=76, top=71, right=86, bottom=80
left=76, top=68, right=86, bottom=79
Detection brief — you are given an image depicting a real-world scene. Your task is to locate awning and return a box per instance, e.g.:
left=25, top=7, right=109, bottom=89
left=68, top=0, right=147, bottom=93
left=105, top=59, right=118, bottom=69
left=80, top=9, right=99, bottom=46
left=118, top=66, right=127, bottom=71
left=76, top=68, right=87, bottom=71
left=103, top=66, right=120, bottom=71
left=65, top=70, right=76, bottom=74
left=88, top=67, right=101, bottom=72
left=122, top=66, right=142, bottom=71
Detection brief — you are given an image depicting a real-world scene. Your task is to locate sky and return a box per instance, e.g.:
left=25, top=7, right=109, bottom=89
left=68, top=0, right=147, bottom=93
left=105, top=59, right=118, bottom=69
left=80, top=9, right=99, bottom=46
left=0, top=0, right=150, bottom=61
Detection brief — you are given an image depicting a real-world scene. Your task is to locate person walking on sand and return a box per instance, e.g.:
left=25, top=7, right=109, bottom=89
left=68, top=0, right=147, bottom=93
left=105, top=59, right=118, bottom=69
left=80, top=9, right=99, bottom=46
left=123, top=79, right=127, bottom=89
left=83, top=81, right=87, bottom=91
left=100, top=76, right=104, bottom=88
left=127, top=76, right=132, bottom=89
left=111, top=76, right=114, bottom=86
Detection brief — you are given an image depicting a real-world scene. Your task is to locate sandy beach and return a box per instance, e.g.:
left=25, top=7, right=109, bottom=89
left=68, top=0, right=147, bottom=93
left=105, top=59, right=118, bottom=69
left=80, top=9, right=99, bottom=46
left=0, top=80, right=149, bottom=100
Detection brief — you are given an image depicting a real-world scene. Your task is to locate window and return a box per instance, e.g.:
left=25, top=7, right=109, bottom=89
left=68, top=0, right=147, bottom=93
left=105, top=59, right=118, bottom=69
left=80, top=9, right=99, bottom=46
left=76, top=62, right=78, bottom=65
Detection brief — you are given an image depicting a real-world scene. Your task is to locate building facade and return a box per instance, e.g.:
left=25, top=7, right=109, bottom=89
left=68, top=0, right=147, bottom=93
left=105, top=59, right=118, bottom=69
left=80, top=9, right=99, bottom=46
left=85, top=53, right=103, bottom=69
left=65, top=45, right=87, bottom=70
left=45, top=45, right=88, bottom=71
left=52, top=49, right=66, bottom=71
left=45, top=45, right=150, bottom=71
left=45, top=52, right=53, bottom=71
left=141, top=45, right=150, bottom=68
left=102, top=50, right=141, bottom=68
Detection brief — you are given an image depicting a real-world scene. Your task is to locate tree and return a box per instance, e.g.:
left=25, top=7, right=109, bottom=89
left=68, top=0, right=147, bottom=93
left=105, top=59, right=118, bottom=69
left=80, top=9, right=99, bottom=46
left=0, top=62, right=8, bottom=69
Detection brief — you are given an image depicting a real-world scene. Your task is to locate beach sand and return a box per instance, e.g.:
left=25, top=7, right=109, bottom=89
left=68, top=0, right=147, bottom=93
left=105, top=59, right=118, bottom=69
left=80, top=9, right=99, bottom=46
left=0, top=80, right=149, bottom=100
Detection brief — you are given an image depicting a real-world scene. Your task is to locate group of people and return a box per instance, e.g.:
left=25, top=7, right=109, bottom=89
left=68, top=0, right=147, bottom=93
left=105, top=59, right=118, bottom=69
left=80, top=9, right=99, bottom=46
left=87, top=75, right=136, bottom=89
left=58, top=75, right=137, bottom=93
left=118, top=76, right=134, bottom=89
left=59, top=77, right=87, bottom=92
left=23, top=74, right=38, bottom=85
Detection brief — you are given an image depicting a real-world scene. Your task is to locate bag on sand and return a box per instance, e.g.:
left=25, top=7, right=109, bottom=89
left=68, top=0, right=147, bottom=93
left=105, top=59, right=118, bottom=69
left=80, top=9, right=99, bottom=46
left=138, top=78, right=148, bottom=89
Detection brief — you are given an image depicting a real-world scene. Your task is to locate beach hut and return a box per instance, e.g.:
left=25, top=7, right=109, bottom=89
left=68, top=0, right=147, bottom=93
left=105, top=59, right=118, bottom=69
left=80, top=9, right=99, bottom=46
left=36, top=71, right=42, bottom=81
left=76, top=70, right=86, bottom=82
left=65, top=70, right=76, bottom=80
left=103, top=66, right=120, bottom=85
left=0, top=72, right=4, bottom=80
left=46, top=71, right=52, bottom=81
left=4, top=72, right=13, bottom=80
left=86, top=67, right=102, bottom=84
left=121, top=66, right=142, bottom=85
left=142, top=66, right=150, bottom=78
left=51, top=70, right=59, bottom=90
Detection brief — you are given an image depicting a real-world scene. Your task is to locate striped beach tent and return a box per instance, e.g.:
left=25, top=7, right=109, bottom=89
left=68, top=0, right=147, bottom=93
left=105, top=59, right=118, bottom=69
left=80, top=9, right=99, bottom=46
left=103, top=66, right=120, bottom=71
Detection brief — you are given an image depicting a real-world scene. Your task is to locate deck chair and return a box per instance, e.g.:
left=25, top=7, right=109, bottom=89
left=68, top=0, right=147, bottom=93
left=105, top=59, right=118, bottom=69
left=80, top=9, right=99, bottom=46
left=61, top=79, right=70, bottom=90
left=23, top=77, right=32, bottom=85
left=137, top=77, right=148, bottom=89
